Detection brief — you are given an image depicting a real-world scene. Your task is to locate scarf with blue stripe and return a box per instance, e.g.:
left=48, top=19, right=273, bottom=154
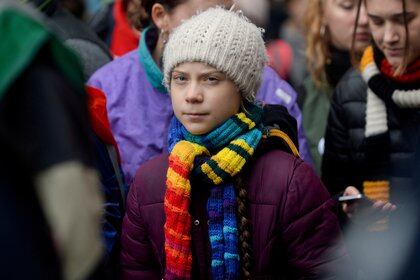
left=166, top=103, right=263, bottom=280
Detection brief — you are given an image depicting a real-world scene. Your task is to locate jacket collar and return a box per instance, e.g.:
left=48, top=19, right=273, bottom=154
left=138, top=26, right=168, bottom=94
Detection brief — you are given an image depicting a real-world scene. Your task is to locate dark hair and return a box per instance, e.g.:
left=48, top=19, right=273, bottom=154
left=352, top=0, right=411, bottom=74
left=123, top=0, right=148, bottom=31
left=139, top=0, right=188, bottom=28
left=235, top=175, right=253, bottom=279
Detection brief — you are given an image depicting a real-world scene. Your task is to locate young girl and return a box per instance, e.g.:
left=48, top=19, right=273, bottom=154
left=322, top=0, right=420, bottom=203
left=87, top=0, right=311, bottom=185
left=120, top=7, right=349, bottom=279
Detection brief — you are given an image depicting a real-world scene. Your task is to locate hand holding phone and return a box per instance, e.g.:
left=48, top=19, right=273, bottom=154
left=339, top=186, right=396, bottom=222
left=338, top=194, right=374, bottom=209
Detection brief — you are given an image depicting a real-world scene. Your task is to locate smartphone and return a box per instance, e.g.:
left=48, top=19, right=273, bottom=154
left=338, top=194, right=374, bottom=208
left=338, top=194, right=363, bottom=202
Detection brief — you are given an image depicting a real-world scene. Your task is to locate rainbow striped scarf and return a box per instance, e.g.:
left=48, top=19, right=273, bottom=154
left=164, top=104, right=263, bottom=280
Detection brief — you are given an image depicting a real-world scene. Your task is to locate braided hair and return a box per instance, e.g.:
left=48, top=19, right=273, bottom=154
left=235, top=174, right=253, bottom=279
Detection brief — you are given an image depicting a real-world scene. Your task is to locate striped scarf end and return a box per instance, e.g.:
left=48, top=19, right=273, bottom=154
left=224, top=253, right=240, bottom=260
left=211, top=260, right=224, bottom=267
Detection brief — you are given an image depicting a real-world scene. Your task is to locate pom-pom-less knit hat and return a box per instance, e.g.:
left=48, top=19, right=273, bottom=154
left=163, top=6, right=267, bottom=102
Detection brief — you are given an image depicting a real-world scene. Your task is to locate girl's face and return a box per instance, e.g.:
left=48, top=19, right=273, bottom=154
left=166, top=0, right=233, bottom=32
left=170, top=62, right=241, bottom=135
left=324, top=0, right=371, bottom=51
left=366, top=0, right=420, bottom=69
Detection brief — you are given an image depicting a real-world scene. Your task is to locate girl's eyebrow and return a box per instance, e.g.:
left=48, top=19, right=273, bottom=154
left=367, top=11, right=416, bottom=19
left=201, top=71, right=224, bottom=76
left=172, top=70, right=225, bottom=76
left=391, top=11, right=416, bottom=20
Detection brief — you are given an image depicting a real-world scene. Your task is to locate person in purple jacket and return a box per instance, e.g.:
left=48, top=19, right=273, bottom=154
left=87, top=0, right=311, bottom=184
left=120, top=7, right=351, bottom=280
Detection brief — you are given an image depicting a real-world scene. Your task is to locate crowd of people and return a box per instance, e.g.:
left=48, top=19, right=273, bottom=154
left=1, top=0, right=419, bottom=279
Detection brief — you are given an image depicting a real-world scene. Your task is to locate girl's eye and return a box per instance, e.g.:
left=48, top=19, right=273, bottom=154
left=339, top=1, right=354, bottom=10
left=371, top=18, right=384, bottom=26
left=172, top=75, right=187, bottom=84
left=205, top=76, right=219, bottom=84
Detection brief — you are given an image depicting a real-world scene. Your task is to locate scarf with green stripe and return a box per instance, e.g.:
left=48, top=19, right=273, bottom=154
left=165, top=103, right=263, bottom=280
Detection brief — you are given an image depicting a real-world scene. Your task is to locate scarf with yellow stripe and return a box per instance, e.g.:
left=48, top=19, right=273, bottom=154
left=164, top=104, right=263, bottom=280
left=360, top=46, right=420, bottom=137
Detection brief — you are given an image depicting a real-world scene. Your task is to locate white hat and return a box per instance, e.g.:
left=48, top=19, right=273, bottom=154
left=163, top=6, right=267, bottom=102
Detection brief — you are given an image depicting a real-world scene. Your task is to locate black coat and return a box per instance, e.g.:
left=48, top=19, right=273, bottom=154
left=321, top=69, right=420, bottom=200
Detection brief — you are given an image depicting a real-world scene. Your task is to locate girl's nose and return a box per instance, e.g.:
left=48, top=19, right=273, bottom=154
left=185, top=83, right=204, bottom=103
left=383, top=23, right=399, bottom=44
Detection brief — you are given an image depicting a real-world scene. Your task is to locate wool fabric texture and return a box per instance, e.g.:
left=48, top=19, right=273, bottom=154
left=162, top=7, right=267, bottom=102
left=360, top=46, right=420, bottom=137
left=164, top=104, right=263, bottom=280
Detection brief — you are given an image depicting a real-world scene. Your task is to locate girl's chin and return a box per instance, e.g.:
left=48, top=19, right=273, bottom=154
left=387, top=58, right=402, bottom=70
left=184, top=123, right=212, bottom=135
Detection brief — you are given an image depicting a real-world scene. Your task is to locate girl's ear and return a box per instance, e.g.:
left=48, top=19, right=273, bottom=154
left=151, top=3, right=170, bottom=31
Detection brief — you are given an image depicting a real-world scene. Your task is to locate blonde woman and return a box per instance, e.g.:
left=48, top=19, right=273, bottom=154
left=299, top=0, right=370, bottom=174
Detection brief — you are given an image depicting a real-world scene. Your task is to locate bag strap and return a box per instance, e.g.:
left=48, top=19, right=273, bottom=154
left=262, top=128, right=300, bottom=157
left=261, top=104, right=300, bottom=157
left=106, top=145, right=126, bottom=209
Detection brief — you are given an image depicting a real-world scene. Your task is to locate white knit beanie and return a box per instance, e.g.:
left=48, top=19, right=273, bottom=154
left=163, top=6, right=267, bottom=102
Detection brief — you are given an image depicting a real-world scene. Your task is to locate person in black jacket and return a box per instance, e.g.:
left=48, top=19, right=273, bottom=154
left=322, top=0, right=420, bottom=207
left=0, top=2, right=104, bottom=279
left=27, top=1, right=127, bottom=276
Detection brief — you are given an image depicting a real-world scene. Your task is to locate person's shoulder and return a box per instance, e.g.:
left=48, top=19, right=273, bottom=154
left=262, top=66, right=292, bottom=91
left=255, top=149, right=305, bottom=175
left=258, top=148, right=301, bottom=164
left=334, top=68, right=367, bottom=103
left=250, top=150, right=331, bottom=220
left=131, top=153, right=168, bottom=206
left=259, top=66, right=297, bottom=106
left=339, top=67, right=364, bottom=86
left=88, top=49, right=141, bottom=82
left=247, top=150, right=305, bottom=204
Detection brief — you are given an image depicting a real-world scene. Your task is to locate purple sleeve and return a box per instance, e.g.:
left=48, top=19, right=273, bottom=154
left=256, top=67, right=313, bottom=165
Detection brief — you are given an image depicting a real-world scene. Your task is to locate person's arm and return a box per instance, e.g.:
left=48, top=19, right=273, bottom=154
left=281, top=160, right=354, bottom=279
left=2, top=58, right=104, bottom=280
left=321, top=80, right=354, bottom=196
left=120, top=177, right=161, bottom=280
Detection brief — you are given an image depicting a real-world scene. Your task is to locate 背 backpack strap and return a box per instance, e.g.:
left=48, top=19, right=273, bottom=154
left=261, top=104, right=300, bottom=158
left=106, top=144, right=126, bottom=209
left=262, top=128, right=300, bottom=157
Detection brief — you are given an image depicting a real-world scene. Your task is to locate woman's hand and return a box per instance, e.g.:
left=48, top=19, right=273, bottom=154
left=342, top=186, right=397, bottom=220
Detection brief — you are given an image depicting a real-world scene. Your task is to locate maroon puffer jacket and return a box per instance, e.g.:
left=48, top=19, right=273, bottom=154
left=120, top=150, right=351, bottom=279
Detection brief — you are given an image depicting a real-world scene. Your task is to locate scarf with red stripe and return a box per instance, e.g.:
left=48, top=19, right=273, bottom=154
left=164, top=104, right=263, bottom=279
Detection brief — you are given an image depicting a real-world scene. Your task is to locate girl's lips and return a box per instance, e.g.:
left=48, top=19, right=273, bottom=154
left=355, top=32, right=371, bottom=41
left=183, top=113, right=209, bottom=121
left=385, top=48, right=404, bottom=57
left=184, top=112, right=208, bottom=116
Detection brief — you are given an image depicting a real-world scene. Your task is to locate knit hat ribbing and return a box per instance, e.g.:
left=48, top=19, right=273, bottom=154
left=163, top=7, right=267, bottom=102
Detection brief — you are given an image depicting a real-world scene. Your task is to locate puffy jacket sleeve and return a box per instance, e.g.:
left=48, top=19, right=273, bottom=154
left=281, top=160, right=353, bottom=279
left=120, top=178, right=161, bottom=279
left=321, top=71, right=361, bottom=195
